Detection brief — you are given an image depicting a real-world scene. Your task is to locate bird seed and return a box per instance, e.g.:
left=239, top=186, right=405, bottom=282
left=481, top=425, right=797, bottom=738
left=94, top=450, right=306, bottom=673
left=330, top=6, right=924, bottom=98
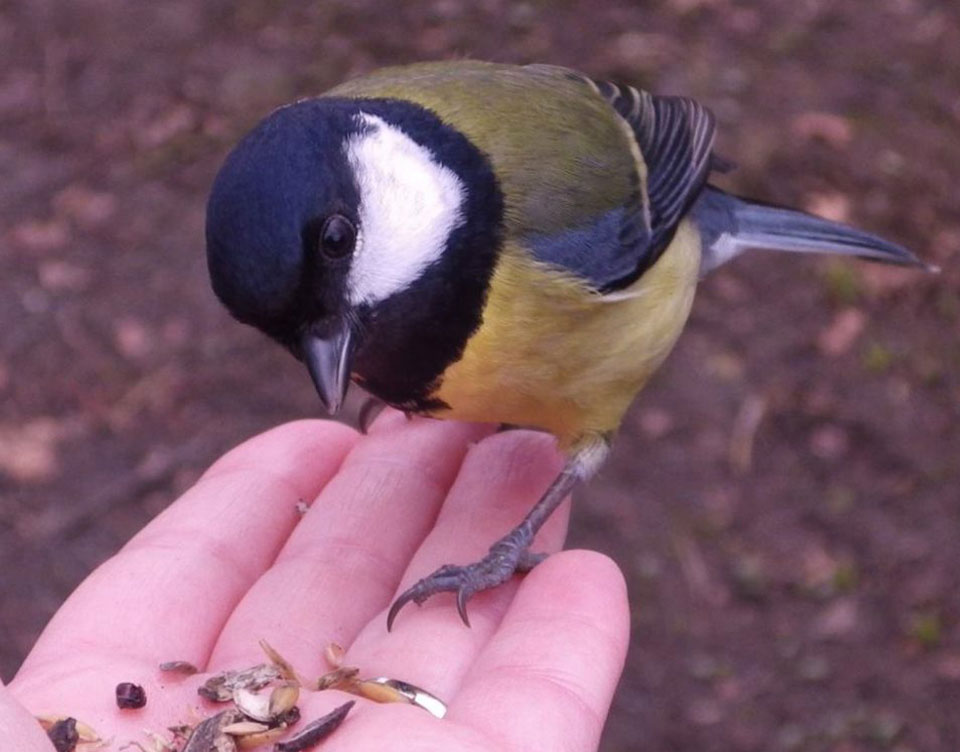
left=116, top=682, right=148, bottom=709
left=273, top=701, right=355, bottom=752
left=198, top=664, right=282, bottom=702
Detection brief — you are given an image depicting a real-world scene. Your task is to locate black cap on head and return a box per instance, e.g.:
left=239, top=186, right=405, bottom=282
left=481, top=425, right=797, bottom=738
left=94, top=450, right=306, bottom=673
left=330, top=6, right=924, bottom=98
left=206, top=95, right=505, bottom=413
left=205, top=100, right=361, bottom=343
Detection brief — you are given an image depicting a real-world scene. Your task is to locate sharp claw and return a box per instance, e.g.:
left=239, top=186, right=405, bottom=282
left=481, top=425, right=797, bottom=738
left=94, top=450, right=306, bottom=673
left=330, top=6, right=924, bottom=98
left=357, top=397, right=384, bottom=434
left=386, top=542, right=548, bottom=630
left=386, top=593, right=410, bottom=632
left=456, top=589, right=471, bottom=627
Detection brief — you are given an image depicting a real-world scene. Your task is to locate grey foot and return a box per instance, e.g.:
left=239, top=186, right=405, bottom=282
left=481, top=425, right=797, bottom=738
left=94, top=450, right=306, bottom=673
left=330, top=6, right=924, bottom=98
left=387, top=532, right=547, bottom=630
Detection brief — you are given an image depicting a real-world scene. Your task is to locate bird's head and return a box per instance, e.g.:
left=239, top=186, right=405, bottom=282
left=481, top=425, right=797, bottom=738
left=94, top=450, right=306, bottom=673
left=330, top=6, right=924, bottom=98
left=206, top=97, right=502, bottom=415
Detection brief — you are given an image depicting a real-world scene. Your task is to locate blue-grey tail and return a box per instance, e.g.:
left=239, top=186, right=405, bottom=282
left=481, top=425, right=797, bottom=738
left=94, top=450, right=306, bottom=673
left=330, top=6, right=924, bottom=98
left=691, top=186, right=934, bottom=277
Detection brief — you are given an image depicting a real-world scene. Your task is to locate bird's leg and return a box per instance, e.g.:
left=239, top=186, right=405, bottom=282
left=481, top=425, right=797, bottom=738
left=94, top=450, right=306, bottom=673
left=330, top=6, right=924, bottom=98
left=387, top=436, right=610, bottom=630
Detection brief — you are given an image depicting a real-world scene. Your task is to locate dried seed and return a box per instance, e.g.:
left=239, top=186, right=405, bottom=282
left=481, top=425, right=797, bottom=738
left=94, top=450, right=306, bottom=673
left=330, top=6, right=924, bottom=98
left=181, top=709, right=243, bottom=752
left=323, top=643, right=344, bottom=669
left=259, top=639, right=303, bottom=685
left=354, top=680, right=412, bottom=705
left=159, top=661, right=199, bottom=675
left=268, top=683, right=300, bottom=718
left=273, top=701, right=355, bottom=752
left=46, top=717, right=79, bottom=752
left=116, top=682, right=147, bottom=709
left=235, top=726, right=288, bottom=749
left=222, top=721, right=271, bottom=736
left=365, top=679, right=447, bottom=719
left=36, top=716, right=101, bottom=743
left=198, top=664, right=281, bottom=702
left=316, top=666, right=359, bottom=691
left=233, top=687, right=273, bottom=722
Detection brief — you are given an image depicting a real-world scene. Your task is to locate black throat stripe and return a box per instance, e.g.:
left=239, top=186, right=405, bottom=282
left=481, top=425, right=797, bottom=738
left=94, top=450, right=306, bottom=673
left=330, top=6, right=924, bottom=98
left=344, top=98, right=505, bottom=412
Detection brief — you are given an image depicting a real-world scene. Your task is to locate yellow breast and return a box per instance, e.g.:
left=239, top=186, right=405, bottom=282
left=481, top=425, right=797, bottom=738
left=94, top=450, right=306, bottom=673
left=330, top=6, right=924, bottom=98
left=432, top=220, right=702, bottom=449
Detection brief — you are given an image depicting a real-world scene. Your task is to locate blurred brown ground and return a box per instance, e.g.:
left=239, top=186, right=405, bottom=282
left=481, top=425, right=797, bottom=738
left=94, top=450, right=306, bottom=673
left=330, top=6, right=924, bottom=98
left=2, top=1, right=959, bottom=749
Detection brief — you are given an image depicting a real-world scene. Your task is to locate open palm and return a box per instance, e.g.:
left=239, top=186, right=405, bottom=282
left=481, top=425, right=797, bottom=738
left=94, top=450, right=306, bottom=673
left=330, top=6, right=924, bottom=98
left=3, top=412, right=628, bottom=751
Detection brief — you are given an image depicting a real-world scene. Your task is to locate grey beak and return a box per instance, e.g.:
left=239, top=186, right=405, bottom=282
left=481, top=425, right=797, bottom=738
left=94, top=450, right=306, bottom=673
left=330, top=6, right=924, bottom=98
left=301, top=321, right=355, bottom=416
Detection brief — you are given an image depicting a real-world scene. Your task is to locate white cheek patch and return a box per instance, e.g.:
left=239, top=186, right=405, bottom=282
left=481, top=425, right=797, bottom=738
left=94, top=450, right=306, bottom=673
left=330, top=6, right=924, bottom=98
left=345, top=113, right=466, bottom=305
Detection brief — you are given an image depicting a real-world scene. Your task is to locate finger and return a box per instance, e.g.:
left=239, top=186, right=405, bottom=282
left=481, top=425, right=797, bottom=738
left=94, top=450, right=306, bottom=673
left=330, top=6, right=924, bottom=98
left=286, top=690, right=488, bottom=752
left=315, top=700, right=487, bottom=752
left=0, top=680, right=55, bottom=751
left=448, top=550, right=629, bottom=752
left=206, top=413, right=492, bottom=677
left=362, top=404, right=415, bottom=435
left=345, top=430, right=568, bottom=700
left=14, top=420, right=358, bottom=695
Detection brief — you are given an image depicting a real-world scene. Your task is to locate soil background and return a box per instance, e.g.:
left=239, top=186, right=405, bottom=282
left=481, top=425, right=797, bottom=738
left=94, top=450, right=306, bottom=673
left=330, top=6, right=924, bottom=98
left=2, top=2, right=959, bottom=750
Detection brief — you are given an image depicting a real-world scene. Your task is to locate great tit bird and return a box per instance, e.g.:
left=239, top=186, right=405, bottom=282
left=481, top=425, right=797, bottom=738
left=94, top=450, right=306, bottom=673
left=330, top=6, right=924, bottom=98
left=206, top=61, right=928, bottom=629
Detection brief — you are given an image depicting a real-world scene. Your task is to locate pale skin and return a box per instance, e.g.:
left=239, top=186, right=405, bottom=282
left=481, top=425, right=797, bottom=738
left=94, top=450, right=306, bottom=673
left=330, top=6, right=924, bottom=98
left=3, top=411, right=629, bottom=751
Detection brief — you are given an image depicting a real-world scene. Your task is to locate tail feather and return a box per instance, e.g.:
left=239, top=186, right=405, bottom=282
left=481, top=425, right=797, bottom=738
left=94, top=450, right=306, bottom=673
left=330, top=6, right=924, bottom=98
left=692, top=186, right=934, bottom=276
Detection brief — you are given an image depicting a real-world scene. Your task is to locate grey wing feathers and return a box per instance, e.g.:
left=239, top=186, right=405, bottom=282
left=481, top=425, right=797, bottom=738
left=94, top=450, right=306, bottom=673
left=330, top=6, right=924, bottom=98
left=518, top=66, right=720, bottom=290
left=642, top=96, right=716, bottom=239
left=591, top=79, right=718, bottom=284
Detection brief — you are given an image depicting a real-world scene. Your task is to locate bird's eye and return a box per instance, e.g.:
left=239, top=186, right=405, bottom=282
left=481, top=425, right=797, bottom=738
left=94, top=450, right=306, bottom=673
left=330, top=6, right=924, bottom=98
left=318, top=214, right=357, bottom=260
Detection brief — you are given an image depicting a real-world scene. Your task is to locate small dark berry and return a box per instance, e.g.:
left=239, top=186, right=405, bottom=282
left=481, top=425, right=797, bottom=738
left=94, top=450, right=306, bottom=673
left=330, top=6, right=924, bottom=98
left=115, top=682, right=147, bottom=709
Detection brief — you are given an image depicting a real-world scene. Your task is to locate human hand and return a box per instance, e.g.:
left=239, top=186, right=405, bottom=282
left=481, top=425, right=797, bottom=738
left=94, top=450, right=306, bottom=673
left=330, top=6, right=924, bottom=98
left=4, top=411, right=629, bottom=750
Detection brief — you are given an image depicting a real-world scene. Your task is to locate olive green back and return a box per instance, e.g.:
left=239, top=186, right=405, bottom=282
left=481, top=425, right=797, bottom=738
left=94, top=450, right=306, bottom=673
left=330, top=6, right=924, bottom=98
left=326, top=61, right=638, bottom=238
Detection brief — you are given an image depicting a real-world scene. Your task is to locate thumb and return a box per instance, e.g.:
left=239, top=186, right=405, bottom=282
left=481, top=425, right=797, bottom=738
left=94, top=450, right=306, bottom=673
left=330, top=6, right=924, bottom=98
left=0, top=679, right=56, bottom=750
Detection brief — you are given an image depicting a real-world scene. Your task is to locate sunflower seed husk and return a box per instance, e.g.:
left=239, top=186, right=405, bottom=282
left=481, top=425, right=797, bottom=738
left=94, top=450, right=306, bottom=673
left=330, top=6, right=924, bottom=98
left=181, top=709, right=243, bottom=752
left=273, top=701, right=355, bottom=752
left=232, top=687, right=272, bottom=723
left=198, top=664, right=281, bottom=702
